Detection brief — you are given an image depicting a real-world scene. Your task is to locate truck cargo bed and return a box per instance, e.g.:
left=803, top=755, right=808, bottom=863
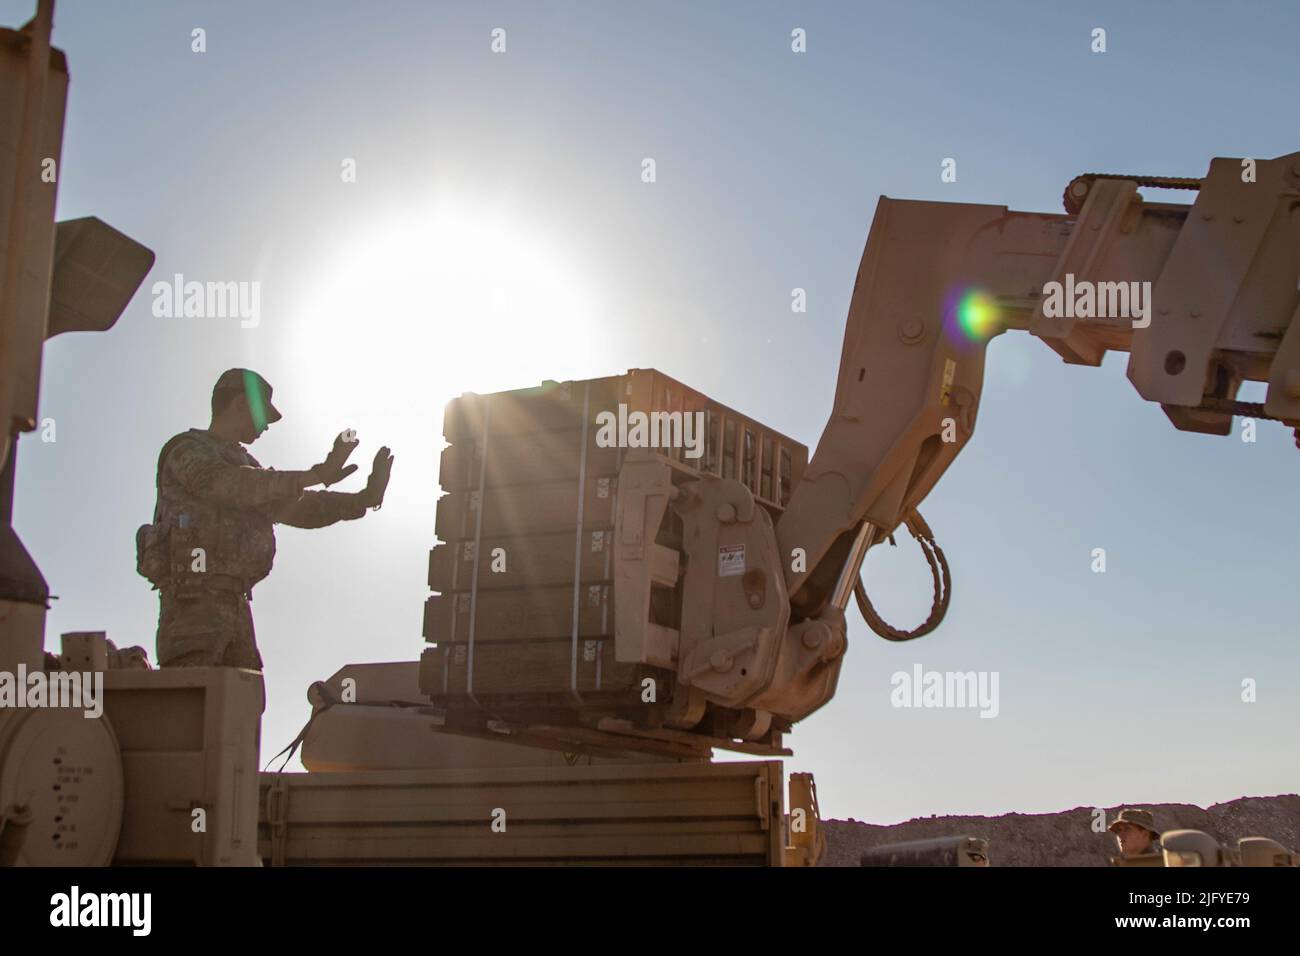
left=259, top=760, right=788, bottom=866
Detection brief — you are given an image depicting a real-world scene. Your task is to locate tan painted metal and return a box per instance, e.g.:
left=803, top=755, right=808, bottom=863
left=1111, top=830, right=1300, bottom=868
left=1, top=632, right=263, bottom=867
left=2, top=8, right=1298, bottom=862
left=783, top=771, right=825, bottom=866
left=612, top=453, right=682, bottom=671
left=299, top=661, right=685, bottom=771
left=671, top=464, right=788, bottom=726
left=0, top=8, right=154, bottom=678
left=1238, top=836, right=1299, bottom=867
left=258, top=760, right=788, bottom=866
left=780, top=154, right=1300, bottom=628
left=105, top=665, right=264, bottom=866
left=0, top=1, right=61, bottom=463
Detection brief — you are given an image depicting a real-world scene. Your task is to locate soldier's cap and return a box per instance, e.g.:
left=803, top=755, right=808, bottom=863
left=213, top=368, right=282, bottom=426
left=1108, top=808, right=1160, bottom=836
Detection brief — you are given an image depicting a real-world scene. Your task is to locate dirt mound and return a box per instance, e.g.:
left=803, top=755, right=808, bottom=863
left=822, top=794, right=1300, bottom=866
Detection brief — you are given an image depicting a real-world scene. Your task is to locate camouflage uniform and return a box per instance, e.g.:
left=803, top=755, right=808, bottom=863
left=143, top=428, right=367, bottom=669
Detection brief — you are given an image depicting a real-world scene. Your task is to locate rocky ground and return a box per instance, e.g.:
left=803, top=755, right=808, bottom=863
left=821, top=794, right=1300, bottom=866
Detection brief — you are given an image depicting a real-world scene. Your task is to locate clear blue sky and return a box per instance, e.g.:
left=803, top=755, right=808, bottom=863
left=8, top=0, right=1298, bottom=823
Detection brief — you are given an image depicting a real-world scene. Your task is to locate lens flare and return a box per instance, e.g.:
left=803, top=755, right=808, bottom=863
left=956, top=289, right=1001, bottom=341
left=243, top=370, right=269, bottom=432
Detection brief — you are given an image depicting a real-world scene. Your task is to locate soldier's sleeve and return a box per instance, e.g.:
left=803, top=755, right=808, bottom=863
left=166, top=436, right=317, bottom=508
left=273, top=490, right=368, bottom=528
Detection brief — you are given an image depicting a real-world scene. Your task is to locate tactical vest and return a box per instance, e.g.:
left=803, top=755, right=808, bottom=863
left=136, top=430, right=277, bottom=592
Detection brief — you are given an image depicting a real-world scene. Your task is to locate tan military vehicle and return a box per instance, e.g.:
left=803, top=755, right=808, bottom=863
left=1110, top=830, right=1300, bottom=868
left=1, top=1, right=1297, bottom=867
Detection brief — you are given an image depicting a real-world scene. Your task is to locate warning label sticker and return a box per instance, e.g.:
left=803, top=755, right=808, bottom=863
left=718, top=544, right=746, bottom=577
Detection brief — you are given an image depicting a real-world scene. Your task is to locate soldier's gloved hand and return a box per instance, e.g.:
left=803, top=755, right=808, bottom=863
left=311, top=430, right=360, bottom=486
left=359, top=447, right=394, bottom=508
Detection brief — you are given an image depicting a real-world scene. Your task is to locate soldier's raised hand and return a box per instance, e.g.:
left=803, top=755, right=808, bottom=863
left=361, top=446, right=394, bottom=509
left=311, top=429, right=360, bottom=486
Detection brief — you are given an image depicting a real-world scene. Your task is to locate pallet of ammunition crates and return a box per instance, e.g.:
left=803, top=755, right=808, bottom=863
left=421, top=369, right=807, bottom=731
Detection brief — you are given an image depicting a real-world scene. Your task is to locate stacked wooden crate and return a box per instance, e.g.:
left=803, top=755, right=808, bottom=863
left=421, top=369, right=807, bottom=724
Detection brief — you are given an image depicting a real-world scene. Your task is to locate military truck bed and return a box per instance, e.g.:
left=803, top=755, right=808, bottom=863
left=258, top=760, right=788, bottom=866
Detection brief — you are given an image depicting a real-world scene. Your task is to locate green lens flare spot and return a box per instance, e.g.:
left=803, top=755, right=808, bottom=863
left=243, top=371, right=269, bottom=431
left=956, top=289, right=1001, bottom=341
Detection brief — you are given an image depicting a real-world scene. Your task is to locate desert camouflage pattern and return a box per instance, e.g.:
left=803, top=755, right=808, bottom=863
left=150, top=428, right=366, bottom=668
left=158, top=584, right=261, bottom=668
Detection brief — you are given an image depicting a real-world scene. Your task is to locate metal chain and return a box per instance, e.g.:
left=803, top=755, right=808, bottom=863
left=1063, top=173, right=1203, bottom=215
left=853, top=510, right=952, bottom=642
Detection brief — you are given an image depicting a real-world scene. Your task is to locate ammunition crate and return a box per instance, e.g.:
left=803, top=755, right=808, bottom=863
left=423, top=369, right=807, bottom=714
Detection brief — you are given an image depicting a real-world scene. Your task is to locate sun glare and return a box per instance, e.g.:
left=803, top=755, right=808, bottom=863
left=291, top=200, right=602, bottom=415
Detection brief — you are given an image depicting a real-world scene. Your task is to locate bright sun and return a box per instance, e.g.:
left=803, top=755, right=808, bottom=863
left=290, top=198, right=603, bottom=416
left=274, top=199, right=606, bottom=518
